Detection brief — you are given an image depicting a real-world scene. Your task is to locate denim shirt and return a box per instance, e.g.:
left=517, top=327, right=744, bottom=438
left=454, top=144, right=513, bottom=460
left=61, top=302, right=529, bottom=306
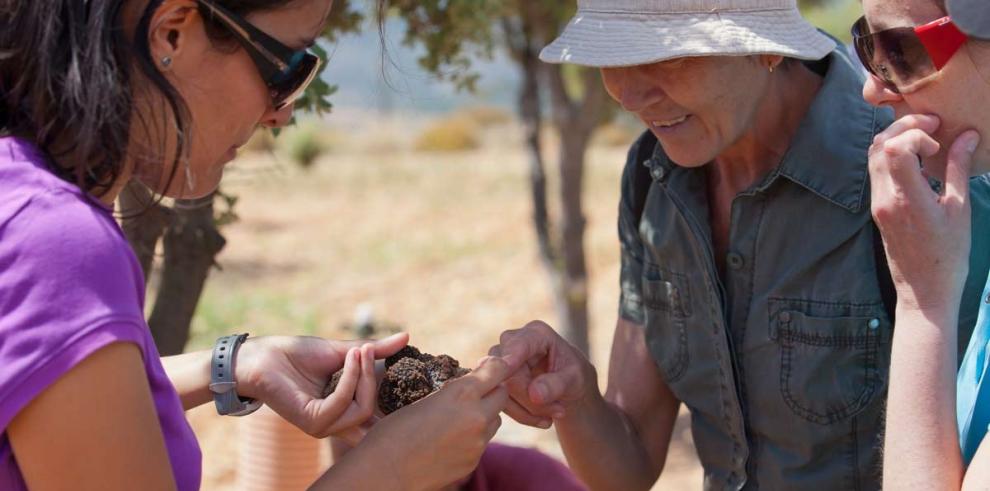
left=617, top=46, right=989, bottom=490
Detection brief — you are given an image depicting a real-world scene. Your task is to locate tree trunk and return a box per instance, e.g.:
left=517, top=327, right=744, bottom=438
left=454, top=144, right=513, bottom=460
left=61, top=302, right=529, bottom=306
left=504, top=16, right=555, bottom=269
left=147, top=195, right=226, bottom=355
left=553, top=131, right=591, bottom=355
left=503, top=6, right=607, bottom=355
left=545, top=66, right=608, bottom=356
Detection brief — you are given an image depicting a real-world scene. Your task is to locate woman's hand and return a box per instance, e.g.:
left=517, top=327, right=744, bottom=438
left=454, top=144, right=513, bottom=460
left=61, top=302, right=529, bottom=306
left=234, top=333, right=409, bottom=438
left=488, top=320, right=598, bottom=428
left=349, top=356, right=511, bottom=491
left=869, top=114, right=981, bottom=314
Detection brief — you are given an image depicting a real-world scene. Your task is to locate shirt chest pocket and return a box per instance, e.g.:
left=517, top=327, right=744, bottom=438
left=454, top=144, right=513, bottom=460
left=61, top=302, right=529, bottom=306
left=642, top=264, right=692, bottom=383
left=769, top=304, right=892, bottom=425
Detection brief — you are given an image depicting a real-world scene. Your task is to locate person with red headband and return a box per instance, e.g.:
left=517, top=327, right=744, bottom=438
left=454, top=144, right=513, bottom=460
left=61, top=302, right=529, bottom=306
left=854, top=0, right=990, bottom=488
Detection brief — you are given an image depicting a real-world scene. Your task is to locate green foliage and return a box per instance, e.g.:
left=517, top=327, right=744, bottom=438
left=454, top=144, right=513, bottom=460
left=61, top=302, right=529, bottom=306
left=190, top=291, right=320, bottom=350
left=800, top=0, right=862, bottom=42
left=385, top=0, right=505, bottom=91
left=214, top=189, right=240, bottom=227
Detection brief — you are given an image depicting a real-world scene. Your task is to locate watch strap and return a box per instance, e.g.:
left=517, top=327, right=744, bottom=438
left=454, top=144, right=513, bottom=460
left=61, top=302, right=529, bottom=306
left=210, top=333, right=262, bottom=416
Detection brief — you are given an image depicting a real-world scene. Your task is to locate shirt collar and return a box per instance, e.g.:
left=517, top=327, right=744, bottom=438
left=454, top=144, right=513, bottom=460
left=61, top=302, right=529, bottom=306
left=770, top=47, right=892, bottom=213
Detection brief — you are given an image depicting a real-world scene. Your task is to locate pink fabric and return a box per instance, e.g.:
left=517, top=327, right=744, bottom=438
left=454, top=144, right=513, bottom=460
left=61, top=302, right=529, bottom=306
left=463, top=443, right=588, bottom=491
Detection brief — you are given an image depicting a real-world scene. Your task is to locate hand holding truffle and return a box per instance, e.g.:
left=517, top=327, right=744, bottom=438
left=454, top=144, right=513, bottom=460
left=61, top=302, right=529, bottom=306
left=351, top=355, right=512, bottom=491
left=232, top=333, right=409, bottom=439
left=489, top=320, right=598, bottom=428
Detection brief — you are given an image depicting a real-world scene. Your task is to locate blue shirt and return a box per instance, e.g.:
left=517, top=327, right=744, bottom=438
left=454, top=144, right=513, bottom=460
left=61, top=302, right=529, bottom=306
left=959, top=268, right=990, bottom=465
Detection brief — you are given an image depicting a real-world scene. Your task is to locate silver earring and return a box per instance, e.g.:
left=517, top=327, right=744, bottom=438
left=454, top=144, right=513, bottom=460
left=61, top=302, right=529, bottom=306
left=768, top=64, right=775, bottom=74
left=161, top=56, right=172, bottom=68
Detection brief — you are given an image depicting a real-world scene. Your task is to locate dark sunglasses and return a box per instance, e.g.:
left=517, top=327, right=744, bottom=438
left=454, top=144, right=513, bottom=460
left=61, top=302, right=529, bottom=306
left=196, top=0, right=322, bottom=110
left=851, top=15, right=968, bottom=94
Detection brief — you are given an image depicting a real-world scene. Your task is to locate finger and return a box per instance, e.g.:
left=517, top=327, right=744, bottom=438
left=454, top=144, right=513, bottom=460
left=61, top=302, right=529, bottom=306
left=943, top=131, right=980, bottom=204
left=503, top=397, right=553, bottom=429
left=319, top=348, right=361, bottom=415
left=371, top=332, right=409, bottom=359
left=873, top=114, right=940, bottom=147
left=487, top=344, right=503, bottom=357
left=529, top=368, right=580, bottom=405
left=877, top=130, right=942, bottom=201
left=329, top=399, right=378, bottom=433
left=465, top=356, right=515, bottom=394
left=503, top=370, right=557, bottom=418
left=350, top=344, right=377, bottom=420
left=479, top=385, right=510, bottom=416
left=882, top=128, right=942, bottom=165
left=498, top=321, right=555, bottom=371
left=504, top=369, right=534, bottom=399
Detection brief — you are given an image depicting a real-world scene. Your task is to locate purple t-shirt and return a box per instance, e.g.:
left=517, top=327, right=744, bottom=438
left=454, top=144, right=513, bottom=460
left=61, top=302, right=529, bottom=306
left=0, top=138, right=201, bottom=489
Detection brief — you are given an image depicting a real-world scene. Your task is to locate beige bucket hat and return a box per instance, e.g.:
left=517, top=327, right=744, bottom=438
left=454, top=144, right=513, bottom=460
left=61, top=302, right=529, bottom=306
left=540, top=0, right=835, bottom=67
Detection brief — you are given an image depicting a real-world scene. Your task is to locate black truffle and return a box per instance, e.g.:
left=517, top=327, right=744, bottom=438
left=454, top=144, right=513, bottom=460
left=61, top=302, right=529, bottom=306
left=321, top=345, right=470, bottom=414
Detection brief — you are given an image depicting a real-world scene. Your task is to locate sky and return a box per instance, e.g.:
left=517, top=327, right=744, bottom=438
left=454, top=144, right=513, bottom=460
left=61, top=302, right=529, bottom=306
left=321, top=18, right=521, bottom=113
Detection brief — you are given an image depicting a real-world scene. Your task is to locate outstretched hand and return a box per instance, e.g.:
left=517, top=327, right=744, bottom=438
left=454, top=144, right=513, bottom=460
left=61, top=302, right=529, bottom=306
left=488, top=320, right=598, bottom=428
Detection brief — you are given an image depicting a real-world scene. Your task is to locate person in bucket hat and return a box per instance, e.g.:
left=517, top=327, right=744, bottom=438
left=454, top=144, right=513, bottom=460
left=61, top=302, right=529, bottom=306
left=853, top=0, right=990, bottom=488
left=490, top=0, right=990, bottom=489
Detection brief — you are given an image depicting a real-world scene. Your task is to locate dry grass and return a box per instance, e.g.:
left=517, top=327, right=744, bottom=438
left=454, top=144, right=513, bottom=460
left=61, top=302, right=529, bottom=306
left=177, top=113, right=701, bottom=490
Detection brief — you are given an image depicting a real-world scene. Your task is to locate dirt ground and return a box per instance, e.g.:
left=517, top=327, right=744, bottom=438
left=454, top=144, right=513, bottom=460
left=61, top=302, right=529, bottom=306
left=177, top=112, right=703, bottom=489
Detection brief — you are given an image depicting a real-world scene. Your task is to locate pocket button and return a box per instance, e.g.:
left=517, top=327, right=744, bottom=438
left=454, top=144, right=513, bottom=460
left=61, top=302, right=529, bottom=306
left=726, top=252, right=744, bottom=270
left=868, top=318, right=880, bottom=330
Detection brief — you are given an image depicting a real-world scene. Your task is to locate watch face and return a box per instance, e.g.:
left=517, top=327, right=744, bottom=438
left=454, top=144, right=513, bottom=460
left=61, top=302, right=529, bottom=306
left=950, top=0, right=990, bottom=39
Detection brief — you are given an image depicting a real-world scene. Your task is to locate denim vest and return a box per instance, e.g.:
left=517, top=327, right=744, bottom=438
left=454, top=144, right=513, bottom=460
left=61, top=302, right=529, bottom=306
left=617, top=48, right=990, bottom=490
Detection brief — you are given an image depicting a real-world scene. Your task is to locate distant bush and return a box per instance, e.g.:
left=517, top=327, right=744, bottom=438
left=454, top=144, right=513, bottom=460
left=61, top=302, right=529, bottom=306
left=458, top=105, right=512, bottom=128
left=414, top=115, right=481, bottom=153
left=279, top=124, right=328, bottom=169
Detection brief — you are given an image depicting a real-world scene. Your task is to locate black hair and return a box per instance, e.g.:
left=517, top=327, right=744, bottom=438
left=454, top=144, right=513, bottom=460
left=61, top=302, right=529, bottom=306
left=0, top=0, right=294, bottom=198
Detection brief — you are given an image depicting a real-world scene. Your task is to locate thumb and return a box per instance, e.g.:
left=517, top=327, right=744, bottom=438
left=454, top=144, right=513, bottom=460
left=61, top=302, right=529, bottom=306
left=370, top=332, right=409, bottom=359
left=466, top=356, right=514, bottom=394
left=944, top=130, right=980, bottom=203
left=528, top=369, right=578, bottom=406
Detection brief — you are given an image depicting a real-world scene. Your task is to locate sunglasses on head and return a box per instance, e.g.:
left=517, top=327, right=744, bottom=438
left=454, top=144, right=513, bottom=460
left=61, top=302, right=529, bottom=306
left=851, top=15, right=968, bottom=94
left=196, top=0, right=322, bottom=110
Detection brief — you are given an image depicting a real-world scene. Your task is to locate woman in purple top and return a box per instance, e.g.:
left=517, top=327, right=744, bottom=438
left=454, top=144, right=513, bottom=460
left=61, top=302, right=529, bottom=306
left=0, top=1, right=511, bottom=490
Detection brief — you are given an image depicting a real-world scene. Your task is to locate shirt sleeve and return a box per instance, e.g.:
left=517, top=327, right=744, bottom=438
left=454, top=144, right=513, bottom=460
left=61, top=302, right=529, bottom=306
left=617, top=134, right=651, bottom=326
left=0, top=189, right=148, bottom=433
